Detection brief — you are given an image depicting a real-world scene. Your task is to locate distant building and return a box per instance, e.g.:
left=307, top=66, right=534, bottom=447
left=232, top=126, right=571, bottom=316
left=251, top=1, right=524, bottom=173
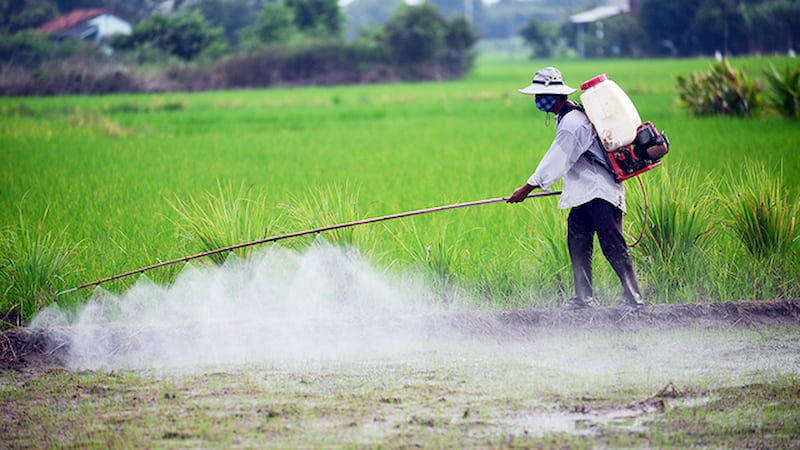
left=570, top=0, right=637, bottom=58
left=36, top=9, right=132, bottom=46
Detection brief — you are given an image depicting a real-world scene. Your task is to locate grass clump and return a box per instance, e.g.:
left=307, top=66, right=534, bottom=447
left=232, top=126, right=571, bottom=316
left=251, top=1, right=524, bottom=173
left=280, top=182, right=377, bottom=253
left=763, top=63, right=800, bottom=119
left=0, top=206, right=81, bottom=328
left=629, top=168, right=715, bottom=302
left=675, top=59, right=762, bottom=117
left=389, top=218, right=474, bottom=305
left=170, top=181, right=279, bottom=265
left=722, top=163, right=800, bottom=298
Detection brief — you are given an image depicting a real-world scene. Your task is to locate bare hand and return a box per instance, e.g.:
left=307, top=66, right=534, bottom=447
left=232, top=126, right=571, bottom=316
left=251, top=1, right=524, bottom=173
left=506, top=184, right=536, bottom=203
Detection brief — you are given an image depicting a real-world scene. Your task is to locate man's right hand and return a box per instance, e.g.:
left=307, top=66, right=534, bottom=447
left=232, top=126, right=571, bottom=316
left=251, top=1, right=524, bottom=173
left=506, top=184, right=537, bottom=203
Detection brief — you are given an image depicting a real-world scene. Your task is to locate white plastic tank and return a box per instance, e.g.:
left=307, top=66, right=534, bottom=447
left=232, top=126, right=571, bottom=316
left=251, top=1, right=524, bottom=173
left=579, top=74, right=642, bottom=151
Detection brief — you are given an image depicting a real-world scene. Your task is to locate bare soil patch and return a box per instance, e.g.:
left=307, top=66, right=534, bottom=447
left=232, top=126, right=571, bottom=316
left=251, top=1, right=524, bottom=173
left=2, top=298, right=798, bottom=372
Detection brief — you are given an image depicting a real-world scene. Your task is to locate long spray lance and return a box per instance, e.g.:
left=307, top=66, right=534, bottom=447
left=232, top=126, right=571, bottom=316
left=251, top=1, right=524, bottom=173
left=54, top=191, right=561, bottom=302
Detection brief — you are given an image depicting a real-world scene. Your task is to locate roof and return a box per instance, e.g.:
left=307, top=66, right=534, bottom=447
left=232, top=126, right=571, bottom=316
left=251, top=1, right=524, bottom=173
left=570, top=4, right=629, bottom=24
left=36, top=8, right=110, bottom=34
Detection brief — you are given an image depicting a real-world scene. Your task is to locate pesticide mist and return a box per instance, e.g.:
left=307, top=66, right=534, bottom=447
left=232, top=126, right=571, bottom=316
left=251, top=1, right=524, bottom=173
left=32, top=243, right=453, bottom=370
left=30, top=243, right=799, bottom=395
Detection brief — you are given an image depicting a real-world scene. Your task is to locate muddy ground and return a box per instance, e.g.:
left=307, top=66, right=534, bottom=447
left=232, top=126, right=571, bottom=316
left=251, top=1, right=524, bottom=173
left=3, top=298, right=799, bottom=371
left=1, top=299, right=799, bottom=447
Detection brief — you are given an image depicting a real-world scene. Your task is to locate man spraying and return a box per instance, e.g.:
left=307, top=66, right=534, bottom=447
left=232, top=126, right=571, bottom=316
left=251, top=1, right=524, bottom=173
left=506, top=67, right=644, bottom=310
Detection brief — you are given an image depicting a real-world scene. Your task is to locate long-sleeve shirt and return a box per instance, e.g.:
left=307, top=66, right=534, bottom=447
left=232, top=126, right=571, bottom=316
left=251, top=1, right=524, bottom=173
left=527, top=107, right=626, bottom=213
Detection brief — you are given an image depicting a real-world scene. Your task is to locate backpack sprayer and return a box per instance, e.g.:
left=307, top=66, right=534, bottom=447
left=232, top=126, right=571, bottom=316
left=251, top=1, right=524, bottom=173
left=580, top=74, right=670, bottom=182
left=54, top=191, right=561, bottom=302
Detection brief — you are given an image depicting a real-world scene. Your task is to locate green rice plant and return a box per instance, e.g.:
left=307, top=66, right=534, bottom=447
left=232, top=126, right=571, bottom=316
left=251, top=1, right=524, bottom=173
left=717, top=162, right=800, bottom=299
left=280, top=181, right=377, bottom=253
left=675, top=59, right=762, bottom=117
left=0, top=207, right=81, bottom=328
left=169, top=180, right=279, bottom=265
left=763, top=63, right=800, bottom=119
left=627, top=167, right=716, bottom=302
left=387, top=217, right=473, bottom=305
left=514, top=203, right=571, bottom=306
left=723, top=164, right=799, bottom=261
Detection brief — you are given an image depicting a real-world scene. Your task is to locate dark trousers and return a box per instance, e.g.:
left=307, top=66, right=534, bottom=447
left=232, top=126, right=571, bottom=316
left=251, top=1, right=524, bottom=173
left=567, top=199, right=642, bottom=302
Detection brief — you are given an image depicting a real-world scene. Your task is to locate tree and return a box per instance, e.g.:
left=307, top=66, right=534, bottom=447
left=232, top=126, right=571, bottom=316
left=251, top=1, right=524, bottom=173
left=193, top=0, right=255, bottom=46
left=285, top=0, right=342, bottom=38
left=0, top=29, right=52, bottom=67
left=114, top=10, right=226, bottom=61
left=690, top=0, right=748, bottom=56
left=381, top=3, right=447, bottom=68
left=638, top=0, right=701, bottom=56
left=743, top=0, right=800, bottom=54
left=444, top=15, right=477, bottom=73
left=1, top=0, right=58, bottom=33
left=519, top=18, right=558, bottom=58
left=238, top=1, right=296, bottom=48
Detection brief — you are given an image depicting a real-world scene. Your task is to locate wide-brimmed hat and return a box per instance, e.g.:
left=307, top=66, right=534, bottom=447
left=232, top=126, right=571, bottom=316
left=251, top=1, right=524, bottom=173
left=518, top=67, right=577, bottom=95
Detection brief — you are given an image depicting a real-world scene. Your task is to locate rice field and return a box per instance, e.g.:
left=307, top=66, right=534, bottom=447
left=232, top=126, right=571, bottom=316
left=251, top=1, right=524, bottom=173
left=1, top=56, right=799, bottom=322
left=2, top=55, right=800, bottom=448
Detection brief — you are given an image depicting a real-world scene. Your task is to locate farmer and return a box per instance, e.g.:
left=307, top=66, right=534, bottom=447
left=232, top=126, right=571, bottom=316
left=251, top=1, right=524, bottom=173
left=506, top=67, right=644, bottom=310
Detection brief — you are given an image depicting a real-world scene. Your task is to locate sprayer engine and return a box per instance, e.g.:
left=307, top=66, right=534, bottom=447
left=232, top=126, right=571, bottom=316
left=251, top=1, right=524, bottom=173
left=606, top=121, right=670, bottom=182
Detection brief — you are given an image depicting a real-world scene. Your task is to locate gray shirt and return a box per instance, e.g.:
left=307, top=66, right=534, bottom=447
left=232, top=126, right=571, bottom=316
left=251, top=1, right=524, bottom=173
left=527, top=108, right=626, bottom=213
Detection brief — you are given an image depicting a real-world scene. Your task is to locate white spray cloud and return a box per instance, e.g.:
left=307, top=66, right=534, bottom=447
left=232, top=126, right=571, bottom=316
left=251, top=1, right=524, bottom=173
left=32, top=243, right=452, bottom=370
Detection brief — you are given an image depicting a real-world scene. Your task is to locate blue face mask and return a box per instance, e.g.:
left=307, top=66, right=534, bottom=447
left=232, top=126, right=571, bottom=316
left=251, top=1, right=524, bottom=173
left=535, top=95, right=558, bottom=112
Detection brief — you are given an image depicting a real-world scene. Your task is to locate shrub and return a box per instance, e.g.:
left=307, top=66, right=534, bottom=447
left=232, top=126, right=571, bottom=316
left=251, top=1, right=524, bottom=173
left=763, top=63, right=800, bottom=119
left=675, top=59, right=762, bottom=116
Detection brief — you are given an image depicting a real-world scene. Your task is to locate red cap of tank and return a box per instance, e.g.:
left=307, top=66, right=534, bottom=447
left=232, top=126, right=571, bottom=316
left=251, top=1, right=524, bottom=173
left=580, top=73, right=608, bottom=90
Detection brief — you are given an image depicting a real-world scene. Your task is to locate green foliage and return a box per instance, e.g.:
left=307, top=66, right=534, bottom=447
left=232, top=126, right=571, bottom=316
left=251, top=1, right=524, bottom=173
left=238, top=1, right=297, bottom=48
left=381, top=4, right=447, bottom=68
left=763, top=63, right=800, bottom=119
left=285, top=0, right=343, bottom=38
left=114, top=10, right=226, bottom=61
left=690, top=0, right=748, bottom=55
left=628, top=168, right=715, bottom=302
left=0, top=30, right=51, bottom=67
left=0, top=0, right=58, bottom=33
left=675, top=59, right=762, bottom=117
left=388, top=218, right=472, bottom=304
left=281, top=182, right=376, bottom=252
left=723, top=164, right=799, bottom=261
left=0, top=206, right=80, bottom=329
left=379, top=3, right=476, bottom=78
left=2, top=57, right=800, bottom=319
left=443, top=15, right=477, bottom=74
left=192, top=0, right=254, bottom=45
left=518, top=19, right=560, bottom=59
left=169, top=181, right=279, bottom=265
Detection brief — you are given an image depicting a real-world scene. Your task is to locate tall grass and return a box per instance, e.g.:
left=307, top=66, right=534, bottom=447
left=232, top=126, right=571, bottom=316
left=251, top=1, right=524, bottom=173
left=280, top=181, right=379, bottom=253
left=628, top=167, right=716, bottom=302
left=169, top=180, right=280, bottom=265
left=722, top=163, right=800, bottom=298
left=0, top=205, right=81, bottom=328
left=387, top=217, right=475, bottom=305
